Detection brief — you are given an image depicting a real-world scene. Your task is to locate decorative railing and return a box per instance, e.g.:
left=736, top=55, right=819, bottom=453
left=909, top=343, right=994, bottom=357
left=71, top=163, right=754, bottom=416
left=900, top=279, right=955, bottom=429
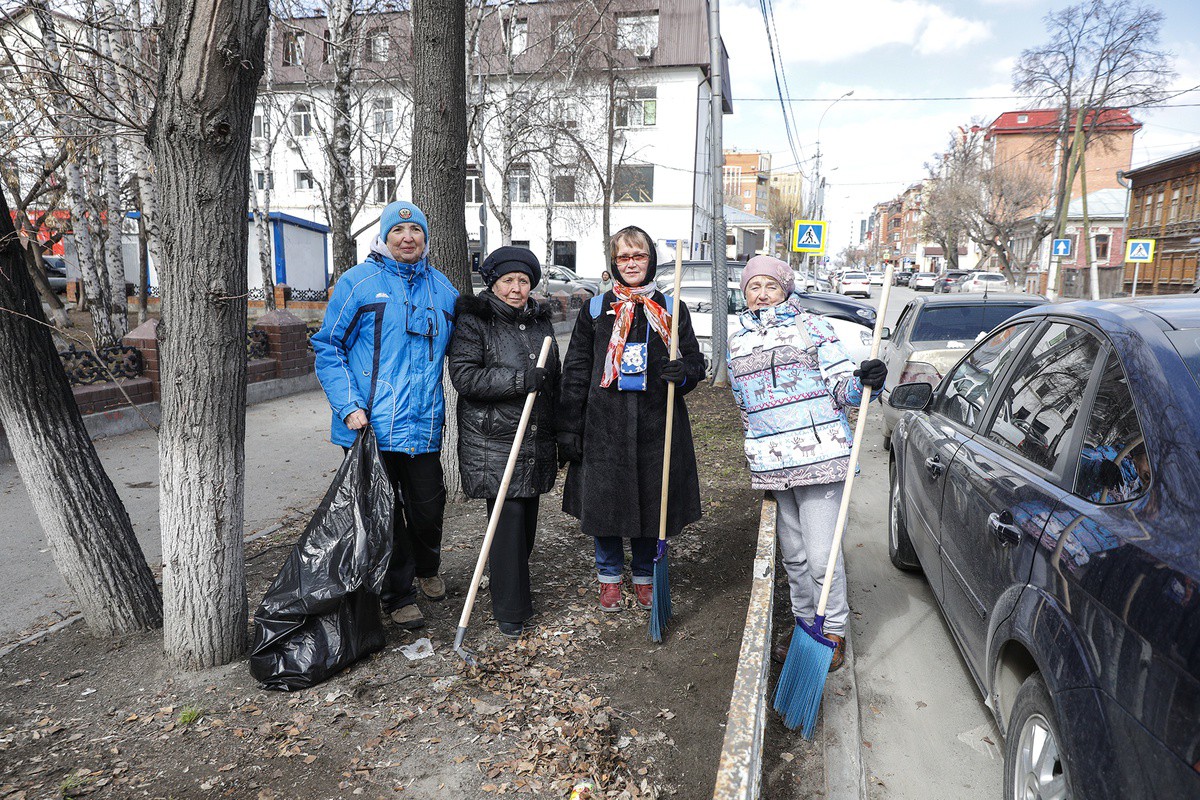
left=246, top=328, right=270, bottom=359
left=291, top=288, right=328, bottom=302
left=58, top=345, right=144, bottom=387
left=307, top=326, right=319, bottom=352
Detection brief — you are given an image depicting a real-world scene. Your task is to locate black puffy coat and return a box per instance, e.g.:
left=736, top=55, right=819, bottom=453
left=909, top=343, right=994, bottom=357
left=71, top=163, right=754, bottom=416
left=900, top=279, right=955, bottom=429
left=448, top=292, right=560, bottom=499
left=557, top=291, right=705, bottom=539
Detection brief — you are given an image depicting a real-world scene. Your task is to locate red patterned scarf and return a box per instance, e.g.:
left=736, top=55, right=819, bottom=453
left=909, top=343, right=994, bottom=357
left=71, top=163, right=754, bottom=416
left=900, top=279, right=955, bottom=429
left=601, top=284, right=673, bottom=387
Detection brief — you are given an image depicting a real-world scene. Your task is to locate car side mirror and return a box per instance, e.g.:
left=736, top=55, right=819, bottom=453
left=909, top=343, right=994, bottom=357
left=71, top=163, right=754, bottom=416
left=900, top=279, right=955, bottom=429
left=889, top=382, right=934, bottom=410
left=881, top=327, right=891, bottom=340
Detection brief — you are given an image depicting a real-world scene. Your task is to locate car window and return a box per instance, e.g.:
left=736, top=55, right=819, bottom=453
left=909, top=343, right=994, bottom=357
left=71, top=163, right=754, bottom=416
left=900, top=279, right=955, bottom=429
left=1074, top=351, right=1149, bottom=503
left=910, top=303, right=1035, bottom=342
left=678, top=288, right=712, bottom=311
left=985, top=323, right=1101, bottom=474
left=891, top=305, right=912, bottom=343
left=934, top=322, right=1035, bottom=428
left=843, top=272, right=866, bottom=279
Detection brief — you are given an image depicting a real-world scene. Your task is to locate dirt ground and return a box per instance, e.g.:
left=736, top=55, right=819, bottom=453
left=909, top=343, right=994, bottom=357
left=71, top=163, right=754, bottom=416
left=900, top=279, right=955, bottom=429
left=0, top=384, right=823, bottom=799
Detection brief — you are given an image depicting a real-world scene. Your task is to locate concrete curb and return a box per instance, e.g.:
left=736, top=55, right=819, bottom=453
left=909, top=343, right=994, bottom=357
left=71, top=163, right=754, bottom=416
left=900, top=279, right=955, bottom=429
left=825, top=631, right=867, bottom=800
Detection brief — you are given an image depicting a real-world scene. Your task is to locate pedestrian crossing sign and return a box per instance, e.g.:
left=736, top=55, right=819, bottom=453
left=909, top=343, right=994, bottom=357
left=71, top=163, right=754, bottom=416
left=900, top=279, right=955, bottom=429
left=791, top=220, right=827, bottom=254
left=1124, top=239, right=1155, bottom=263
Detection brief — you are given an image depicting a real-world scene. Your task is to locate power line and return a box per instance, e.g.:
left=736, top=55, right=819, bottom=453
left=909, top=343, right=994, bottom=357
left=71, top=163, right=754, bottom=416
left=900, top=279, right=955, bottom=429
left=754, top=0, right=806, bottom=177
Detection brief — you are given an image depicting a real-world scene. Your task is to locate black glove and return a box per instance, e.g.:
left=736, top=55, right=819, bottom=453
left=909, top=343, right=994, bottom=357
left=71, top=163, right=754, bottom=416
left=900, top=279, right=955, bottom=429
left=660, top=358, right=687, bottom=385
left=557, top=432, right=582, bottom=467
left=524, top=366, right=548, bottom=394
left=854, top=358, right=888, bottom=389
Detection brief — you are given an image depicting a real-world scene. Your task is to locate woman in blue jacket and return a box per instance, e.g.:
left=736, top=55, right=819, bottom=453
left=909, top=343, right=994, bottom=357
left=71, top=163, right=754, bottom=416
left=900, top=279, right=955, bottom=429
left=312, top=201, right=459, bottom=631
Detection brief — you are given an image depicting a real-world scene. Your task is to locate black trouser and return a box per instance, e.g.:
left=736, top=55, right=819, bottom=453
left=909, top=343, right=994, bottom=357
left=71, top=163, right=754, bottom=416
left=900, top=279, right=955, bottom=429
left=484, top=495, right=539, bottom=624
left=375, top=450, right=446, bottom=612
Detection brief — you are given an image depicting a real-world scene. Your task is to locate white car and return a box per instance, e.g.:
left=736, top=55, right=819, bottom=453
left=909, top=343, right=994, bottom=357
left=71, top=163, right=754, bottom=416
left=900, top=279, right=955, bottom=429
left=669, top=282, right=874, bottom=368
left=835, top=271, right=871, bottom=298
left=959, top=272, right=1011, bottom=293
left=868, top=271, right=886, bottom=286
left=911, top=271, right=938, bottom=291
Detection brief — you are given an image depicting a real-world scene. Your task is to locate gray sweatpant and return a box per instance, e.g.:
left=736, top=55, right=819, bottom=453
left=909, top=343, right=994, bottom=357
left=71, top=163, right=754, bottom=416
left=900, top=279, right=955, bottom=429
left=775, top=482, right=848, bottom=636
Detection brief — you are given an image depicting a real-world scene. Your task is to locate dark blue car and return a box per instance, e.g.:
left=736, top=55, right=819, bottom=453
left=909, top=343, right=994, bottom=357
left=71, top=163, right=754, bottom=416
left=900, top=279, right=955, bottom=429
left=887, top=297, right=1200, bottom=800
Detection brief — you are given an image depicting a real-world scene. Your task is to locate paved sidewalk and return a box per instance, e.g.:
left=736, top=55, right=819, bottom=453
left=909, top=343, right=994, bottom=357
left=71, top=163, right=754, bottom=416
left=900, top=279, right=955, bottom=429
left=0, top=390, right=343, bottom=644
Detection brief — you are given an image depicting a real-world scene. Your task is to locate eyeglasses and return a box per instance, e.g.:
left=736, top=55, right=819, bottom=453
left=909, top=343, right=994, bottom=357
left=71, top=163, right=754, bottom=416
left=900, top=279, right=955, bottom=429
left=615, top=253, right=650, bottom=265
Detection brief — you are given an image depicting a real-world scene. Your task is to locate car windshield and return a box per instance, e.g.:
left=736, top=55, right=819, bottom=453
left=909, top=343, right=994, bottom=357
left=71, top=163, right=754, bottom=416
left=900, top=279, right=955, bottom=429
left=677, top=287, right=745, bottom=315
left=976, top=274, right=1005, bottom=281
left=910, top=303, right=1036, bottom=342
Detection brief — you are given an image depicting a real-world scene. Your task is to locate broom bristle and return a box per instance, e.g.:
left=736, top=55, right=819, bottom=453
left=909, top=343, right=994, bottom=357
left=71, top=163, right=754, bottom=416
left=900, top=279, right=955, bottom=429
left=648, top=555, right=672, bottom=642
left=773, top=624, right=834, bottom=738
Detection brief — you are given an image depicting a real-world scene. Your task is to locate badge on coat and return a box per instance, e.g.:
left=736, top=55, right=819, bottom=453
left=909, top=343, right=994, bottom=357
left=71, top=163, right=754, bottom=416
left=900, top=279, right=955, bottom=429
left=617, top=342, right=648, bottom=392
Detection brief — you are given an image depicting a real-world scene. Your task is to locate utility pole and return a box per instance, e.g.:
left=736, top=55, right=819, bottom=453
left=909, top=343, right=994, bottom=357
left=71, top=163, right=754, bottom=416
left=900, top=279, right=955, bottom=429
left=708, top=0, right=729, bottom=386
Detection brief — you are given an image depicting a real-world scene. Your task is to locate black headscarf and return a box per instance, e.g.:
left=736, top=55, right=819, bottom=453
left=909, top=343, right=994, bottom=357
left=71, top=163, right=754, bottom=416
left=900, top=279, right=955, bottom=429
left=610, top=225, right=659, bottom=287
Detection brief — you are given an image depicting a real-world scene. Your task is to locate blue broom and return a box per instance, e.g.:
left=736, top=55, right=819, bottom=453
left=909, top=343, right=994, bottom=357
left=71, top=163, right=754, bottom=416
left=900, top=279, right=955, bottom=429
left=650, top=248, right=685, bottom=643
left=773, top=263, right=895, bottom=736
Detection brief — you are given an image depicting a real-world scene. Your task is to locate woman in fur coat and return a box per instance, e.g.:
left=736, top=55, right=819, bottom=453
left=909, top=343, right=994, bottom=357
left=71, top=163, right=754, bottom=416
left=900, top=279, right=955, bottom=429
left=448, top=247, right=561, bottom=639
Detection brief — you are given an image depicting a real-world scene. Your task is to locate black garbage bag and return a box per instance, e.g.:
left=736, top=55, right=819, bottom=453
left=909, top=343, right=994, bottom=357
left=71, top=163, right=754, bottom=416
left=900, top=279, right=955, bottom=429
left=249, top=426, right=395, bottom=691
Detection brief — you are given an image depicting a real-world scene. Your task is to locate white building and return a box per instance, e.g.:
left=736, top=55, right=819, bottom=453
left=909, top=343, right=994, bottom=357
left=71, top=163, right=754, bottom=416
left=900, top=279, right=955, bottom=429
left=258, top=0, right=731, bottom=281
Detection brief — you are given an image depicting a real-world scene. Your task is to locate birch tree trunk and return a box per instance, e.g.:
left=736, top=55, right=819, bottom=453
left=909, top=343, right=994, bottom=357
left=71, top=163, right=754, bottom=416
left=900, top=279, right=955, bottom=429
left=411, top=0, right=468, bottom=501
left=326, top=0, right=357, bottom=279
left=0, top=187, right=162, bottom=636
left=97, top=10, right=130, bottom=341
left=150, top=0, right=268, bottom=669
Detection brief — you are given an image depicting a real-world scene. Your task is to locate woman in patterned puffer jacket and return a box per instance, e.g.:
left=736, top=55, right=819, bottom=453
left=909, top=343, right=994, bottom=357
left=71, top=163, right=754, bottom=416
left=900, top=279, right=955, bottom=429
left=727, top=255, right=887, bottom=672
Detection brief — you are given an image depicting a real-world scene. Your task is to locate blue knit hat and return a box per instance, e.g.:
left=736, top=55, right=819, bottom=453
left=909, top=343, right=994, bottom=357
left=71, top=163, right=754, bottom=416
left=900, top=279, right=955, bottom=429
left=380, top=201, right=429, bottom=241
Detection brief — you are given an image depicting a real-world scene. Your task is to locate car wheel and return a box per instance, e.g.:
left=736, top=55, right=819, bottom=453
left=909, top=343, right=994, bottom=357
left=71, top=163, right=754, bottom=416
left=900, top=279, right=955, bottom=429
left=1005, top=674, right=1072, bottom=800
left=888, top=460, right=920, bottom=571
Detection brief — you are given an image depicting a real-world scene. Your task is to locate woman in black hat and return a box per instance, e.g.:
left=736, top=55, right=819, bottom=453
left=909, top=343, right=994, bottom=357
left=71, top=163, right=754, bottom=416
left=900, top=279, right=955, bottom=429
left=557, top=227, right=705, bottom=612
left=448, top=246, right=561, bottom=639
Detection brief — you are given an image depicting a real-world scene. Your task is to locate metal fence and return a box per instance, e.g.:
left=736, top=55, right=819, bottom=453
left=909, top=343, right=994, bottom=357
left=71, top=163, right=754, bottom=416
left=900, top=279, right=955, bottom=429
left=58, top=345, right=144, bottom=387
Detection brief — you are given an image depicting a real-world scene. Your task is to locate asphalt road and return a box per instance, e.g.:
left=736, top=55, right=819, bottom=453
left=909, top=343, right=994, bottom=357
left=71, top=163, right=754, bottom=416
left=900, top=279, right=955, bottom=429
left=845, top=282, right=1005, bottom=799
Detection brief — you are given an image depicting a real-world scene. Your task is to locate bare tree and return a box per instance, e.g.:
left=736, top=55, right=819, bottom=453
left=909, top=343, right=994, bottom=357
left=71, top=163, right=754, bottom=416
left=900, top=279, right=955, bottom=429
left=0, top=184, right=162, bottom=636
left=149, top=0, right=269, bottom=669
left=1013, top=0, right=1176, bottom=297
left=966, top=161, right=1055, bottom=285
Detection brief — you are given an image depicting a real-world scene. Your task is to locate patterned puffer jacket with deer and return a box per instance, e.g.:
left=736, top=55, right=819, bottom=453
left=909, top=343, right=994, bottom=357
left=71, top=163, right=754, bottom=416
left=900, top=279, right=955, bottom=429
left=728, top=297, right=868, bottom=490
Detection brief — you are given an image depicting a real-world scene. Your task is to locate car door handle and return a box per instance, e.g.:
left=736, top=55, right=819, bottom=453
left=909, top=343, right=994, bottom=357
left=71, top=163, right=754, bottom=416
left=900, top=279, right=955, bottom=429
left=924, top=456, right=944, bottom=479
left=988, top=512, right=1021, bottom=547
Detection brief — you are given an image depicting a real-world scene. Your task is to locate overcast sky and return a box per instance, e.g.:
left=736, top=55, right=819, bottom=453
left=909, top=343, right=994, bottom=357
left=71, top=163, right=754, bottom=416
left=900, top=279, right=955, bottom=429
left=719, top=0, right=1200, bottom=255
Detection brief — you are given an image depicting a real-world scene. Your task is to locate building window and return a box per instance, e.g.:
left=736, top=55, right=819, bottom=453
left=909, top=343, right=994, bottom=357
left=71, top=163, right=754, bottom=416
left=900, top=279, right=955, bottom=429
left=1093, top=233, right=1110, bottom=262
left=322, top=29, right=333, bottom=63
left=295, top=170, right=315, bottom=190
left=367, top=28, right=389, bottom=62
left=371, top=97, right=394, bottom=137
left=1168, top=186, right=1182, bottom=223
left=615, top=86, right=657, bottom=128
left=290, top=101, right=313, bottom=137
left=552, top=16, right=574, bottom=50
left=1017, top=114, right=1029, bottom=124
left=505, top=17, right=528, bottom=56
left=615, top=12, right=659, bottom=57
left=508, top=164, right=531, bottom=203
left=614, top=165, right=654, bottom=203
left=282, top=31, right=304, bottom=67
left=512, top=240, right=531, bottom=249
left=254, top=171, right=274, bottom=191
left=553, top=173, right=576, bottom=203
left=252, top=108, right=264, bottom=139
left=553, top=241, right=577, bottom=270
left=374, top=166, right=396, bottom=204
left=465, top=167, right=484, bottom=203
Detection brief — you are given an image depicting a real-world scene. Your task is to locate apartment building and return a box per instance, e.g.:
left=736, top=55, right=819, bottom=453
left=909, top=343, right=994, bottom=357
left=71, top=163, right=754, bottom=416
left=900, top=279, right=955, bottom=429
left=722, top=150, right=771, bottom=217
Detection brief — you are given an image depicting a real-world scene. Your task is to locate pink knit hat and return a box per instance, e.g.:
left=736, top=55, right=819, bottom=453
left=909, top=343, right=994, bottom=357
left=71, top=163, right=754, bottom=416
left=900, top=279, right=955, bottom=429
left=740, top=255, right=795, bottom=296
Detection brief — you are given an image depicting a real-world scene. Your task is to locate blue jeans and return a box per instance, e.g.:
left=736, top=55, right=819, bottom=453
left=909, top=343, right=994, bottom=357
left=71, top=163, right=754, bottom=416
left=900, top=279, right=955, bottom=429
left=594, top=536, right=656, bottom=585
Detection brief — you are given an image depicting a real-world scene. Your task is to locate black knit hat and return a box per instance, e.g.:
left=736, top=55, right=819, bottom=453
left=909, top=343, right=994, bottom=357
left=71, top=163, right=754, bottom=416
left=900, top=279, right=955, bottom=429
left=610, top=225, right=659, bottom=287
left=480, top=246, right=541, bottom=288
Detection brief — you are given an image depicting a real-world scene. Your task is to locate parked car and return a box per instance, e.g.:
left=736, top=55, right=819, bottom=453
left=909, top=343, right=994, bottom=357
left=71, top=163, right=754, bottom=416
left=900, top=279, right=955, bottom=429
left=669, top=281, right=874, bottom=368
left=42, top=256, right=68, bottom=293
left=933, top=269, right=971, bottom=293
left=959, top=271, right=1011, bottom=293
left=880, top=293, right=1047, bottom=447
left=911, top=271, right=938, bottom=291
left=894, top=270, right=914, bottom=287
left=886, top=296, right=1200, bottom=800
left=544, top=264, right=599, bottom=295
left=655, top=260, right=746, bottom=293
left=794, top=290, right=877, bottom=328
left=868, top=270, right=886, bottom=286
left=835, top=271, right=871, bottom=298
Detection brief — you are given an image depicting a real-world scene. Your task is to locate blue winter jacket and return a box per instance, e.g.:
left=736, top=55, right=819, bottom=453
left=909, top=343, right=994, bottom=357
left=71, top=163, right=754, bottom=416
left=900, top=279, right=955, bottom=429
left=313, top=238, right=459, bottom=452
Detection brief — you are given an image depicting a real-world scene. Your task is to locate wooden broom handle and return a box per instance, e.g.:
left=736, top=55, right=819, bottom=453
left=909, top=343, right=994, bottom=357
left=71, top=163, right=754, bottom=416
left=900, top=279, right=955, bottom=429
left=657, top=248, right=686, bottom=543
left=456, top=336, right=554, bottom=630
left=815, top=264, right=894, bottom=617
